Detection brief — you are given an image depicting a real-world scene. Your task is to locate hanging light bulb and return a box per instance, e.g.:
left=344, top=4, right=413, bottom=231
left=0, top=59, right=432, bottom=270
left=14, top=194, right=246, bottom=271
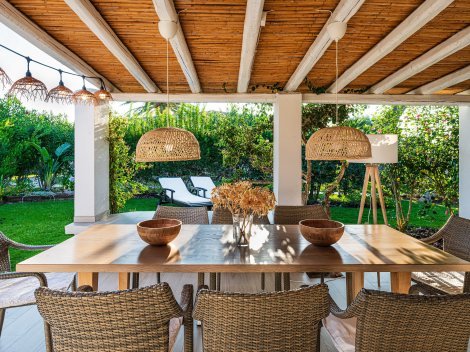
left=72, top=75, right=97, bottom=105
left=0, top=67, right=12, bottom=90
left=305, top=21, right=371, bottom=161
left=94, top=79, right=113, bottom=103
left=46, top=69, right=73, bottom=104
left=8, top=57, right=48, bottom=101
left=135, top=20, right=201, bottom=162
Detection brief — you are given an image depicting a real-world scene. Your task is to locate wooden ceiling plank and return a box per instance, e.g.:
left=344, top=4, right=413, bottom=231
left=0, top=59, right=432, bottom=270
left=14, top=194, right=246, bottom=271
left=0, top=0, right=119, bottom=92
left=284, top=0, right=366, bottom=92
left=369, top=25, right=470, bottom=94
left=457, top=89, right=470, bottom=95
left=407, top=65, right=470, bottom=94
left=153, top=0, right=201, bottom=93
left=329, top=0, right=455, bottom=94
left=64, top=0, right=160, bottom=93
left=237, top=0, right=265, bottom=93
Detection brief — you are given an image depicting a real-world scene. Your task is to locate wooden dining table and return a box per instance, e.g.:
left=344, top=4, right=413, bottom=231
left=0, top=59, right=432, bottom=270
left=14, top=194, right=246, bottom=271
left=17, top=223, right=470, bottom=303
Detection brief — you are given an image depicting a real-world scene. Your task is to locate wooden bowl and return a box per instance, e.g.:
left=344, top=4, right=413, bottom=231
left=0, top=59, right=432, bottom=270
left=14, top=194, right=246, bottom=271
left=298, top=219, right=345, bottom=247
left=136, top=218, right=182, bottom=246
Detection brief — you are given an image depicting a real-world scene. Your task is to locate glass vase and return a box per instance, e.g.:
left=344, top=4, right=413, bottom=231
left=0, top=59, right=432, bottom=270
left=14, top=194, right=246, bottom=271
left=232, top=213, right=253, bottom=247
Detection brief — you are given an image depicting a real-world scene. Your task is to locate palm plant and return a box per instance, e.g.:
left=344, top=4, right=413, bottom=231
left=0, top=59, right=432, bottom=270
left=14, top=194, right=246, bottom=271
left=29, top=142, right=72, bottom=190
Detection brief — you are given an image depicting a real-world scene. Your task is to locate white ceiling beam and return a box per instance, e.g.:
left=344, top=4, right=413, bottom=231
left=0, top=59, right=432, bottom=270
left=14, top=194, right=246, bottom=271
left=64, top=0, right=159, bottom=93
left=407, top=66, right=470, bottom=94
left=153, top=0, right=201, bottom=93
left=237, top=0, right=265, bottom=93
left=369, top=26, right=470, bottom=94
left=284, top=0, right=365, bottom=92
left=328, top=0, right=454, bottom=94
left=0, top=0, right=119, bottom=92
left=112, top=92, right=470, bottom=106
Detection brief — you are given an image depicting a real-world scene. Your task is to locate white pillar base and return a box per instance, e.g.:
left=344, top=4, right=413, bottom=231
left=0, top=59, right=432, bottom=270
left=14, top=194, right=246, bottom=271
left=273, top=93, right=302, bottom=205
left=73, top=104, right=110, bottom=223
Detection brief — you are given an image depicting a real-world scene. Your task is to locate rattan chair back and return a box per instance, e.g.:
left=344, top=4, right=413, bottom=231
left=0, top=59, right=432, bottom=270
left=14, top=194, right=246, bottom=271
left=35, top=283, right=183, bottom=352
left=153, top=205, right=209, bottom=224
left=438, top=215, right=470, bottom=262
left=273, top=205, right=328, bottom=225
left=194, top=284, right=330, bottom=352
left=351, top=289, right=470, bottom=352
left=211, top=207, right=270, bottom=225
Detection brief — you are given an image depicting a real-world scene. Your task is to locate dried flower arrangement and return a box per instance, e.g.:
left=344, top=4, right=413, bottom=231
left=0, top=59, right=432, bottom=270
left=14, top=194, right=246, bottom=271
left=211, top=181, right=276, bottom=218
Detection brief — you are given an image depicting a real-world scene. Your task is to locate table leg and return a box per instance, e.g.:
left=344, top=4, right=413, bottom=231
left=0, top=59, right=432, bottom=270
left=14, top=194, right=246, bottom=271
left=118, top=272, right=130, bottom=290
left=346, top=272, right=364, bottom=305
left=283, top=273, right=290, bottom=291
left=210, top=273, right=217, bottom=290
left=77, top=272, right=98, bottom=291
left=390, top=272, right=411, bottom=293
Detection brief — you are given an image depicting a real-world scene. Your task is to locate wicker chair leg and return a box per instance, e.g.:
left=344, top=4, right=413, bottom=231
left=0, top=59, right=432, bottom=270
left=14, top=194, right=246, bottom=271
left=198, top=273, right=205, bottom=287
left=216, top=273, right=221, bottom=291
left=377, top=272, right=381, bottom=288
left=283, top=273, right=290, bottom=291
left=0, top=308, right=5, bottom=337
left=210, top=273, right=217, bottom=290
left=132, top=273, right=140, bottom=289
left=408, top=284, right=421, bottom=295
left=261, top=273, right=265, bottom=291
left=320, top=274, right=325, bottom=284
left=71, top=275, right=77, bottom=291
left=156, top=272, right=161, bottom=284
left=274, top=273, right=282, bottom=291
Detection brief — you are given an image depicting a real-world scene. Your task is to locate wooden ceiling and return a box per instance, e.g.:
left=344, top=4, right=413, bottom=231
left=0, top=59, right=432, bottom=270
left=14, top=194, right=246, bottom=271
left=4, top=0, right=470, bottom=95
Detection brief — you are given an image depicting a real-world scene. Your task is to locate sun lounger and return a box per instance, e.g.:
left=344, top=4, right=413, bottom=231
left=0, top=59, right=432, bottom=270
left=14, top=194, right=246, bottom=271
left=190, top=176, right=216, bottom=199
left=159, top=177, right=212, bottom=207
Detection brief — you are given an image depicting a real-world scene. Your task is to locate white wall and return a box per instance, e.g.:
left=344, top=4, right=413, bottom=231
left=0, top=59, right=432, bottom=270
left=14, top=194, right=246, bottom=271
left=74, top=104, right=110, bottom=222
left=459, top=105, right=470, bottom=219
left=273, top=93, right=302, bottom=205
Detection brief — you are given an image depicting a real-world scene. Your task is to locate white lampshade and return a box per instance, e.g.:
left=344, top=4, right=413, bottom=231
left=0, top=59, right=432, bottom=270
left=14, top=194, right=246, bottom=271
left=348, top=134, right=398, bottom=164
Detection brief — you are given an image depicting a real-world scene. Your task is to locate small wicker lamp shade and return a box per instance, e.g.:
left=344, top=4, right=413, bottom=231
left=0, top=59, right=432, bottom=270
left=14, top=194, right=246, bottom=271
left=135, top=127, right=201, bottom=162
left=306, top=126, right=372, bottom=160
left=0, top=67, right=12, bottom=89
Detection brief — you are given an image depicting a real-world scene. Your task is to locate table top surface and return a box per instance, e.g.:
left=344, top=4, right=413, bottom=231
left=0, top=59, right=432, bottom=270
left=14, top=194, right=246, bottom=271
left=17, top=224, right=470, bottom=273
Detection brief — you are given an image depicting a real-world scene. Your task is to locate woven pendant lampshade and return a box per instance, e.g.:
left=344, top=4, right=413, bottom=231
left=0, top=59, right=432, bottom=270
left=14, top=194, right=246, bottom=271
left=135, top=20, right=200, bottom=162
left=305, top=21, right=371, bottom=161
left=46, top=70, right=73, bottom=104
left=8, top=57, right=48, bottom=101
left=94, top=79, right=113, bottom=103
left=135, top=127, right=201, bottom=162
left=306, top=126, right=372, bottom=160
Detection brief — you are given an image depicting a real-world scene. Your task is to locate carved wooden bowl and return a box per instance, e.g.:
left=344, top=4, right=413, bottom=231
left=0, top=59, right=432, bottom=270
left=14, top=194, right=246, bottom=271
left=137, top=218, right=182, bottom=246
left=298, top=219, right=345, bottom=247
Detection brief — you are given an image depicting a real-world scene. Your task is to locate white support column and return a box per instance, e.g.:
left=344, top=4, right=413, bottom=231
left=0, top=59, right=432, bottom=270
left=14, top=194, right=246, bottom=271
left=273, top=93, right=302, bottom=205
left=73, top=103, right=110, bottom=223
left=459, top=105, right=470, bottom=219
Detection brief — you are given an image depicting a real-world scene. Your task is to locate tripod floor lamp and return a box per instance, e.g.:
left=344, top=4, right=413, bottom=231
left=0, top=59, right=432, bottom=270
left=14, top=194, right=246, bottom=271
left=350, top=134, right=398, bottom=225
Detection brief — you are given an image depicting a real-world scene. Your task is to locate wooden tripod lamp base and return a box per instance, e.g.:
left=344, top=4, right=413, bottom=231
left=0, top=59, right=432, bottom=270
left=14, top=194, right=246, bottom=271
left=358, top=164, right=388, bottom=225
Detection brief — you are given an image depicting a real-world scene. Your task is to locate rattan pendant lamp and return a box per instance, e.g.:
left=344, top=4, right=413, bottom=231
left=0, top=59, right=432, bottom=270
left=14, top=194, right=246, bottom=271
left=305, top=22, right=371, bottom=161
left=135, top=20, right=200, bottom=162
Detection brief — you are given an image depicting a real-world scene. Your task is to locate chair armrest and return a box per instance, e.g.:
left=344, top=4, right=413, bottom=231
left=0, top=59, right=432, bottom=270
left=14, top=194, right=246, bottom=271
left=161, top=188, right=175, bottom=203
left=192, top=187, right=207, bottom=198
left=179, top=284, right=194, bottom=352
left=419, top=231, right=444, bottom=245
left=0, top=272, right=48, bottom=286
left=329, top=292, right=365, bottom=319
left=0, top=231, right=53, bottom=251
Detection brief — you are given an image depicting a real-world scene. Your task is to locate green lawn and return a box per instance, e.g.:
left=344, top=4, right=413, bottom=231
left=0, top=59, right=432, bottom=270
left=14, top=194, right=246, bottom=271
left=0, top=198, right=452, bottom=270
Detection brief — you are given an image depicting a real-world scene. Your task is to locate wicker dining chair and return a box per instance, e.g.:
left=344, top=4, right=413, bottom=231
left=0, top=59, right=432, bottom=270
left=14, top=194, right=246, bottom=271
left=0, top=231, right=75, bottom=337
left=273, top=205, right=329, bottom=291
left=35, top=283, right=193, bottom=352
left=153, top=206, right=210, bottom=289
left=194, top=284, right=330, bottom=352
left=409, top=214, right=470, bottom=295
left=323, top=288, right=470, bottom=352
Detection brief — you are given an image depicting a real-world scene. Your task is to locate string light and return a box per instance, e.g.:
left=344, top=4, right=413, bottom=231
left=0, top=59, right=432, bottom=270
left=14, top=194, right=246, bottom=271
left=8, top=57, right=48, bottom=101
left=0, top=67, right=12, bottom=89
left=0, top=43, right=112, bottom=105
left=46, top=69, right=73, bottom=104
left=72, top=76, right=97, bottom=105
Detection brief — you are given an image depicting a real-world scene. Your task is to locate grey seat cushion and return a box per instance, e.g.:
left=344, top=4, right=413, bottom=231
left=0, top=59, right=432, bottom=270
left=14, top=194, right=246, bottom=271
left=0, top=272, right=75, bottom=308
